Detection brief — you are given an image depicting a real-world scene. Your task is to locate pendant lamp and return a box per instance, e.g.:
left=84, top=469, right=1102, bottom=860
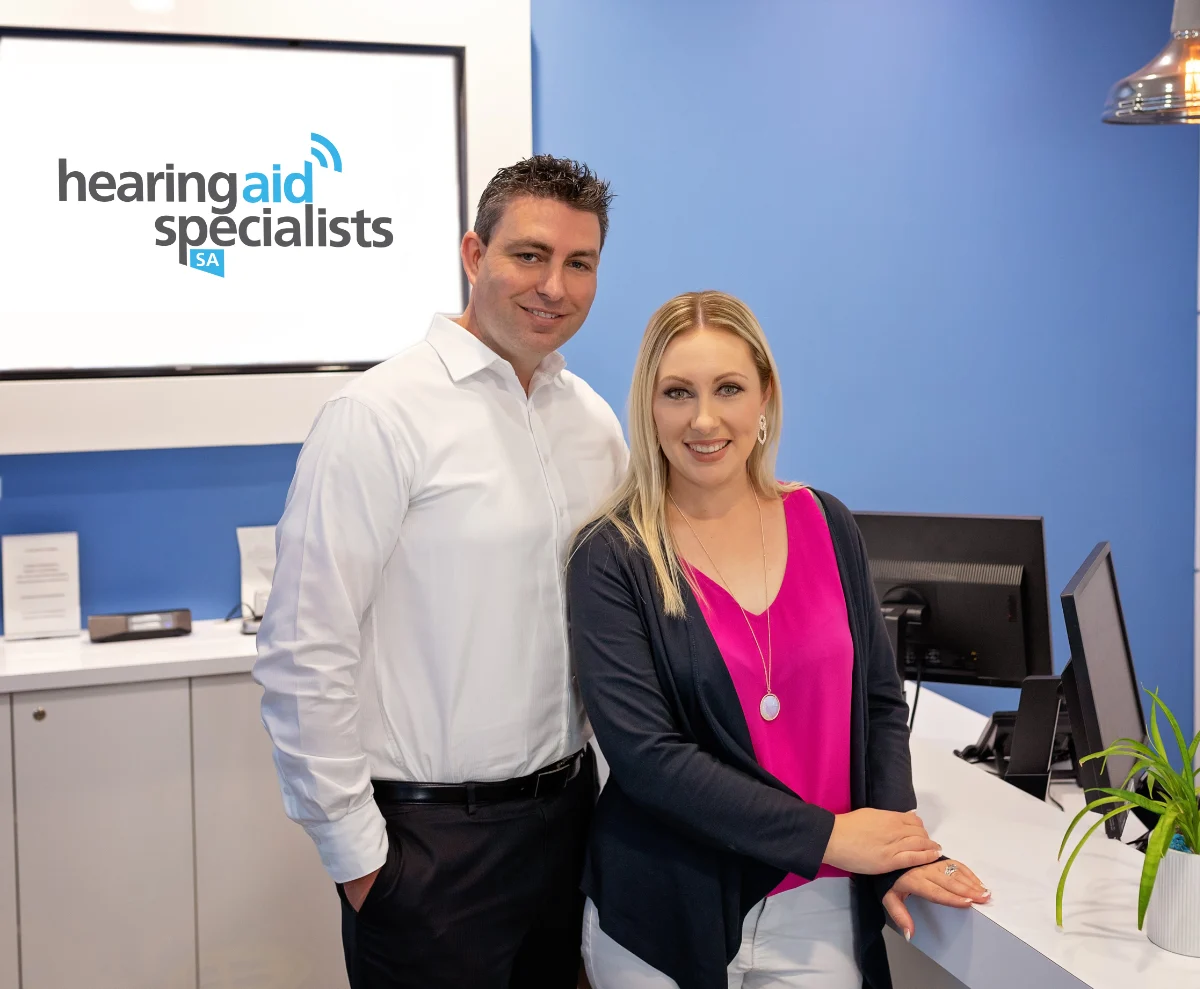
left=1104, top=0, right=1200, bottom=123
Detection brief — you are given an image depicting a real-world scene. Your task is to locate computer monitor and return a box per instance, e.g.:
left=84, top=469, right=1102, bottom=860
left=853, top=512, right=1053, bottom=687
left=1060, top=542, right=1146, bottom=840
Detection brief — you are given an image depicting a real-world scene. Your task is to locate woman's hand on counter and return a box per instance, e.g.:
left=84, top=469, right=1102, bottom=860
left=882, top=859, right=991, bottom=940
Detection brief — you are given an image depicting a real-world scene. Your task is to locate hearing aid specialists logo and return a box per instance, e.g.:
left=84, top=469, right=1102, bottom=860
left=56, top=133, right=393, bottom=278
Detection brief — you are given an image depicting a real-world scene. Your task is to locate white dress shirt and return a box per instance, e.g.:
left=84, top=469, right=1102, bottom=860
left=254, top=314, right=627, bottom=883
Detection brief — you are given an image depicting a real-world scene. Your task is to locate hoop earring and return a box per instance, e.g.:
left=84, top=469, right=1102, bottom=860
left=757, top=415, right=768, bottom=445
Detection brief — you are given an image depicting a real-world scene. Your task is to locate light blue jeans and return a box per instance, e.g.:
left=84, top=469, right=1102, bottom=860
left=582, top=877, right=861, bottom=989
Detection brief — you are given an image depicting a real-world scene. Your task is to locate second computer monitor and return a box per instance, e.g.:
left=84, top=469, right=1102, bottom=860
left=853, top=512, right=1053, bottom=687
left=1059, top=542, right=1147, bottom=838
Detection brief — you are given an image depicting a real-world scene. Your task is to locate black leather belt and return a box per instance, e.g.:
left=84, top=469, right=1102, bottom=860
left=371, top=749, right=585, bottom=805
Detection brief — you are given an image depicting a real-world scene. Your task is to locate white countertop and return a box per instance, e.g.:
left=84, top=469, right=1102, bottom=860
left=0, top=619, right=257, bottom=693
left=906, top=684, right=1200, bottom=988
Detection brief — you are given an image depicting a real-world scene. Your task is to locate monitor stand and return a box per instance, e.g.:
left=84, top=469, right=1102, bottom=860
left=880, top=591, right=929, bottom=729
left=955, top=675, right=1077, bottom=799
left=880, top=591, right=928, bottom=676
left=1004, top=675, right=1067, bottom=799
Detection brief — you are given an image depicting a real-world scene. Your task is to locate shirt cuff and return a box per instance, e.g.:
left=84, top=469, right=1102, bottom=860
left=304, top=798, right=389, bottom=884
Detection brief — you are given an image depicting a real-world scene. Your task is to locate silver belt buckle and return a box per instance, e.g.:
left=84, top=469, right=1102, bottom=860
left=532, top=753, right=577, bottom=798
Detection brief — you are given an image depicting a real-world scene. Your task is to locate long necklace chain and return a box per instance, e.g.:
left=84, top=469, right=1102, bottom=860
left=668, top=491, right=776, bottom=716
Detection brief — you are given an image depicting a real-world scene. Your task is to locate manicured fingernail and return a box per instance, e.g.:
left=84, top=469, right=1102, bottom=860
left=904, top=929, right=912, bottom=941
left=962, top=898, right=973, bottom=905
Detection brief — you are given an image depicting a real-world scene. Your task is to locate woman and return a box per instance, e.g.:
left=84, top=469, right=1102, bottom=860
left=567, top=291, right=989, bottom=989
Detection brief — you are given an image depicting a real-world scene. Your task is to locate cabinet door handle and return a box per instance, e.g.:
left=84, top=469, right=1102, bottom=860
left=32, top=707, right=46, bottom=721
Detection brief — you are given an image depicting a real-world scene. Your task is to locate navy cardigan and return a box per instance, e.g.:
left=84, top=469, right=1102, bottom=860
left=567, top=488, right=915, bottom=989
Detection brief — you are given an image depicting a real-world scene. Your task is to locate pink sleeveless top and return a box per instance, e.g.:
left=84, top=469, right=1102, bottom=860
left=688, top=489, right=853, bottom=895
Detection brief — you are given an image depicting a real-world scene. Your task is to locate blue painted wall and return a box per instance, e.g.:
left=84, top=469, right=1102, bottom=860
left=532, top=0, right=1198, bottom=733
left=0, top=446, right=299, bottom=628
left=1, top=1, right=1195, bottom=739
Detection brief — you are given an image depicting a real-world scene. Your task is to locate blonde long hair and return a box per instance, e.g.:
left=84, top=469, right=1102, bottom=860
left=580, top=290, right=800, bottom=617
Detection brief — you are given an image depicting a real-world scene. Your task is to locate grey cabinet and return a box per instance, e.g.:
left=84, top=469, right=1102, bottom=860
left=12, top=681, right=196, bottom=989
left=0, top=696, right=16, bottom=989
left=0, top=673, right=344, bottom=989
left=192, top=673, right=346, bottom=989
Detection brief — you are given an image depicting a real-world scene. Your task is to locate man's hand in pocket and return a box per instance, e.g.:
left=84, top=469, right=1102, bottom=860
left=344, top=867, right=382, bottom=912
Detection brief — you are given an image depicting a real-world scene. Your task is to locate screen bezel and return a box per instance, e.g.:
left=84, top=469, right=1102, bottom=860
left=0, top=25, right=468, bottom=381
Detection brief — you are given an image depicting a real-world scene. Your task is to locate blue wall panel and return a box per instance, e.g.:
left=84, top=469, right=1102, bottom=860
left=0, top=446, right=299, bottom=632
left=533, top=0, right=1198, bottom=731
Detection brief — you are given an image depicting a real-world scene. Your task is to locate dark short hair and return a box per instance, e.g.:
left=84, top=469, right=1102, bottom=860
left=474, top=155, right=613, bottom=249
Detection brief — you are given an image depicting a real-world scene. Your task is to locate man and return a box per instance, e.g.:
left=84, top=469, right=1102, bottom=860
left=254, top=156, right=626, bottom=989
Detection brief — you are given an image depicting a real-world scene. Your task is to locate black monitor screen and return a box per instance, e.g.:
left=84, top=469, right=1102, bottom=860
left=1060, top=543, right=1145, bottom=806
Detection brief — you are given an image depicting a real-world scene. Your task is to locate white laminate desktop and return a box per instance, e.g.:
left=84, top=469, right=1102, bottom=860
left=905, top=684, right=1200, bottom=989
left=0, top=618, right=256, bottom=694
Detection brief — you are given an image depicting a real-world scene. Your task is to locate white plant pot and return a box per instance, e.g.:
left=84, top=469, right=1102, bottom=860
left=1145, top=847, right=1200, bottom=957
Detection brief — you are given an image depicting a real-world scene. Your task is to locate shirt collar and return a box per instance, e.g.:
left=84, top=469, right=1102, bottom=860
left=533, top=349, right=568, bottom=382
left=425, top=314, right=567, bottom=386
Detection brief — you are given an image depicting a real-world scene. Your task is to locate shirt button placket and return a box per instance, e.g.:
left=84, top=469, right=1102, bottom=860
left=527, top=402, right=564, bottom=536
left=526, top=396, right=572, bottom=745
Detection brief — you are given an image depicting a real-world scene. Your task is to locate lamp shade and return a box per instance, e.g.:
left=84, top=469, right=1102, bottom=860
left=1103, top=0, right=1200, bottom=123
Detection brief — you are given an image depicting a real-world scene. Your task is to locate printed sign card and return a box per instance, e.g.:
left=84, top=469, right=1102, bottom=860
left=236, top=525, right=277, bottom=618
left=1, top=532, right=82, bottom=640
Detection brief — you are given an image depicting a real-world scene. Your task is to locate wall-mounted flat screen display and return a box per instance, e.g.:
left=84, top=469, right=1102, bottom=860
left=0, top=30, right=465, bottom=377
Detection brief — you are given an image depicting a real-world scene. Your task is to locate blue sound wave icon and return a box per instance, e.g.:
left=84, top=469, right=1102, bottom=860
left=310, top=133, right=342, bottom=172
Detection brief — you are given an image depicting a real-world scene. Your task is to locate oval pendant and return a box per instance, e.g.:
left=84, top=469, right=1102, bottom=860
left=760, top=692, right=781, bottom=721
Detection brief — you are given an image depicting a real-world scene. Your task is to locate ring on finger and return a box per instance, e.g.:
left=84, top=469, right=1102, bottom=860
left=944, top=862, right=958, bottom=876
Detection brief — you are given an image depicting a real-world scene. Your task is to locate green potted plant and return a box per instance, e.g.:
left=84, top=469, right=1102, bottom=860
left=1056, top=689, right=1200, bottom=956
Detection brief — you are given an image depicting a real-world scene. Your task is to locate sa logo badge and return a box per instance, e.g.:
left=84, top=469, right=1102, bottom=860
left=188, top=248, right=225, bottom=278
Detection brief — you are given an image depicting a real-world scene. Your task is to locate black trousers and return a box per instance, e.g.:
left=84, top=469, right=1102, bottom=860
left=336, top=750, right=596, bottom=989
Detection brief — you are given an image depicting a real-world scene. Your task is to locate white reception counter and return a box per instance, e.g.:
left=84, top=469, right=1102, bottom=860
left=0, top=622, right=1198, bottom=989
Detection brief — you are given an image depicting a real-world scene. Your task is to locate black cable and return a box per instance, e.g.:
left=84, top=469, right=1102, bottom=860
left=908, top=654, right=925, bottom=731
